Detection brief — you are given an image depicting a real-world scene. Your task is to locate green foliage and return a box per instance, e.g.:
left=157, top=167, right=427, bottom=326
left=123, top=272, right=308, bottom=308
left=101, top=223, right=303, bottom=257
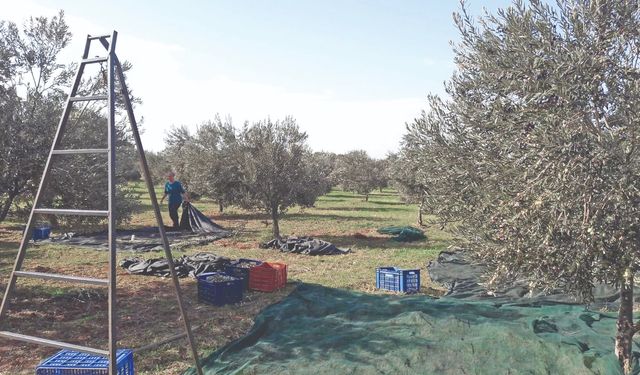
left=188, top=116, right=242, bottom=210
left=164, top=117, right=244, bottom=211
left=0, top=11, right=140, bottom=229
left=236, top=117, right=320, bottom=237
left=411, top=0, right=640, bottom=298
left=297, top=151, right=336, bottom=205
left=143, top=150, right=169, bottom=186
left=163, top=125, right=192, bottom=183
left=372, top=156, right=392, bottom=191
left=392, top=147, right=425, bottom=204
left=404, top=1, right=640, bottom=371
left=0, top=11, right=71, bottom=222
left=332, top=150, right=378, bottom=200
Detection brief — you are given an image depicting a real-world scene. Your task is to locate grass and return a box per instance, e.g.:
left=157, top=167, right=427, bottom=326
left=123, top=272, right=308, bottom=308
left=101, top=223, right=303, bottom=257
left=0, top=185, right=455, bottom=374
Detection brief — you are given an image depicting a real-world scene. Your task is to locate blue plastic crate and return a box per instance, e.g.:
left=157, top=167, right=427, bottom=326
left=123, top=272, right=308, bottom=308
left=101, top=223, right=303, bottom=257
left=36, top=349, right=134, bottom=375
left=224, top=258, right=263, bottom=290
left=197, top=272, right=243, bottom=306
left=376, top=267, right=420, bottom=293
left=32, top=226, right=51, bottom=241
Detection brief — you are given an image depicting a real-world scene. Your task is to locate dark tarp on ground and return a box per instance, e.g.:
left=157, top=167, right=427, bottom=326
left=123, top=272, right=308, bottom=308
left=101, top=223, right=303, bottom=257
left=180, top=202, right=228, bottom=234
left=185, top=283, right=630, bottom=375
left=41, top=228, right=230, bottom=252
left=120, top=252, right=231, bottom=278
left=39, top=204, right=231, bottom=252
left=377, top=226, right=426, bottom=242
left=427, top=250, right=632, bottom=309
left=260, top=236, right=350, bottom=255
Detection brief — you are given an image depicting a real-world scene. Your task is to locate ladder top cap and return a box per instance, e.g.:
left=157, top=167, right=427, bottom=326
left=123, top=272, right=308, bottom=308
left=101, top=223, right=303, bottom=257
left=88, top=34, right=112, bottom=40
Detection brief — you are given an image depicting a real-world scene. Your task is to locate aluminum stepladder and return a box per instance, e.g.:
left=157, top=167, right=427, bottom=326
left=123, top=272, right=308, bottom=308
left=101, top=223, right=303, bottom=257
left=0, top=31, right=204, bottom=375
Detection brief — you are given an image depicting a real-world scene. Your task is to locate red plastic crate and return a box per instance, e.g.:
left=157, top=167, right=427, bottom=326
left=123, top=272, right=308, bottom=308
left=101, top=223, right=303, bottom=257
left=249, top=262, right=287, bottom=292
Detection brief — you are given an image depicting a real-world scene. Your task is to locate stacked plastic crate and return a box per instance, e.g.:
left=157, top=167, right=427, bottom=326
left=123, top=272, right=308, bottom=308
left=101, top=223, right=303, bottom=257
left=198, top=258, right=288, bottom=306
left=36, top=349, right=134, bottom=375
left=375, top=267, right=420, bottom=293
left=249, top=262, right=288, bottom=292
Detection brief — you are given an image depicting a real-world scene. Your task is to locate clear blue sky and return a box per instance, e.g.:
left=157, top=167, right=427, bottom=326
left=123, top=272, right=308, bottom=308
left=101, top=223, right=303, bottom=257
left=5, top=0, right=516, bottom=157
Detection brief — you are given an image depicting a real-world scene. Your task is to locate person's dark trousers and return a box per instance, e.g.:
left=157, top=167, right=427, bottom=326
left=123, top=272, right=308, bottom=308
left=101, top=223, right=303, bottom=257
left=169, top=202, right=181, bottom=229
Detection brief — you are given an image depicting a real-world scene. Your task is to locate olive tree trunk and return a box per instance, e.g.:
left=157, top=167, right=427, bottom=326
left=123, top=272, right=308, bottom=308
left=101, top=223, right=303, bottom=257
left=0, top=189, right=20, bottom=223
left=270, top=205, right=280, bottom=239
left=218, top=200, right=224, bottom=213
left=0, top=198, right=12, bottom=223
left=615, top=267, right=636, bottom=374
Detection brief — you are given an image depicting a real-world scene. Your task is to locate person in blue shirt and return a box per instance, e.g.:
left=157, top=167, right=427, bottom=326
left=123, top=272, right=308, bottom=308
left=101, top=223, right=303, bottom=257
left=160, top=172, right=189, bottom=229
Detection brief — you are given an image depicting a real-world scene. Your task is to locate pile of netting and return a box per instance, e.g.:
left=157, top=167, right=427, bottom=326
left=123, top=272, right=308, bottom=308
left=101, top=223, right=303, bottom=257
left=427, top=250, right=628, bottom=308
left=377, top=226, right=426, bottom=242
left=40, top=203, right=231, bottom=252
left=260, top=236, right=350, bottom=255
left=120, top=252, right=231, bottom=278
left=186, top=282, right=630, bottom=374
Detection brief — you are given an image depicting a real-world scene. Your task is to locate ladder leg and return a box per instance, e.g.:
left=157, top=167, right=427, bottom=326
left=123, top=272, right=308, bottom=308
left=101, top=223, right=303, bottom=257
left=114, top=58, right=204, bottom=375
left=106, top=31, right=119, bottom=375
left=0, top=44, right=90, bottom=320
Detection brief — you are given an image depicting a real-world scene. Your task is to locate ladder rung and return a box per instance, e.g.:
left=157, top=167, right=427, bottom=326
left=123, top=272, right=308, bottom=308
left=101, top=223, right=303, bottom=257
left=69, top=95, right=108, bottom=102
left=14, top=271, right=109, bottom=286
left=88, top=34, right=111, bottom=40
left=0, top=331, right=108, bottom=356
left=33, top=208, right=109, bottom=217
left=81, top=56, right=108, bottom=64
left=52, top=148, right=109, bottom=155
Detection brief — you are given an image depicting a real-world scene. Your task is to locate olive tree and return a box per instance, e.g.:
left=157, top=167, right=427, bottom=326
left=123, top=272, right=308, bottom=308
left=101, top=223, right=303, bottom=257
left=0, top=11, right=140, bottom=229
left=163, top=117, right=244, bottom=212
left=373, top=156, right=392, bottom=192
left=300, top=152, right=336, bottom=201
left=406, top=1, right=640, bottom=372
left=332, top=150, right=378, bottom=201
left=391, top=148, right=428, bottom=225
left=0, top=12, right=71, bottom=222
left=188, top=116, right=243, bottom=212
left=163, top=125, right=194, bottom=184
left=235, top=117, right=318, bottom=238
left=142, top=150, right=169, bottom=184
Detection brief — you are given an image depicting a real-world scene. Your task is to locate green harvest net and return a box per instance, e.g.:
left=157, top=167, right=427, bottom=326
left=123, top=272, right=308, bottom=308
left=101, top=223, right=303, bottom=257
left=377, top=226, right=426, bottom=242
left=186, top=283, right=634, bottom=375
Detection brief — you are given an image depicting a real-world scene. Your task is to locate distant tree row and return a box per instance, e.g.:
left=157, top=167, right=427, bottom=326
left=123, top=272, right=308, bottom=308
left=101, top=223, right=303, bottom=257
left=331, top=150, right=390, bottom=201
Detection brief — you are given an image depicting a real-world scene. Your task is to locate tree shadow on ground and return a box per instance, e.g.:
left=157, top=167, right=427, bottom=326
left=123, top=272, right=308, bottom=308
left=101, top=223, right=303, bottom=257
left=213, top=212, right=270, bottom=221
left=367, top=200, right=406, bottom=206
left=368, top=192, right=397, bottom=197
left=315, top=197, right=347, bottom=203
left=0, top=243, right=19, bottom=282
left=0, top=224, right=25, bottom=231
left=320, top=234, right=429, bottom=250
left=312, top=206, right=408, bottom=213
left=286, top=212, right=387, bottom=222
left=321, top=193, right=359, bottom=199
left=218, top=212, right=386, bottom=223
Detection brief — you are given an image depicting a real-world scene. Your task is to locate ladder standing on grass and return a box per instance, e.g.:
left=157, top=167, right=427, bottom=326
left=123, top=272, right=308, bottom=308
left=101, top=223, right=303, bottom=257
left=0, top=31, right=204, bottom=375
